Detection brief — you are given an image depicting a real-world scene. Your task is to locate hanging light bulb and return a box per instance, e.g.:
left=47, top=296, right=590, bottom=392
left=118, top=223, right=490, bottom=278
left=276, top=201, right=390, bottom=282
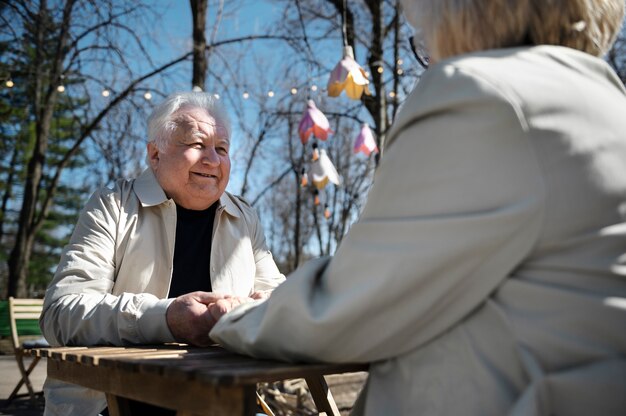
left=5, top=79, right=14, bottom=88
left=310, top=85, right=318, bottom=92
left=397, top=68, right=404, bottom=75
left=327, top=45, right=371, bottom=100
left=267, top=90, right=274, bottom=98
left=102, top=89, right=110, bottom=97
left=397, top=59, right=403, bottom=65
left=144, top=91, right=152, bottom=100
left=377, top=66, right=384, bottom=74
left=389, top=91, right=396, bottom=98
left=57, top=85, right=65, bottom=93
left=242, top=92, right=249, bottom=99
left=291, top=88, right=298, bottom=95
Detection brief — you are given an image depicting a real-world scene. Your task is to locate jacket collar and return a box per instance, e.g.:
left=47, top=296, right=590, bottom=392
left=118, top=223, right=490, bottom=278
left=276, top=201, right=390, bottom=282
left=133, top=168, right=240, bottom=217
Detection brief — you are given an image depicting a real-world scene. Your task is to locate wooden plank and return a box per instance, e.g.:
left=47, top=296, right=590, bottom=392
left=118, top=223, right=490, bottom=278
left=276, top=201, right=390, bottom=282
left=13, top=312, right=42, bottom=319
left=11, top=299, right=44, bottom=305
left=45, top=347, right=88, bottom=360
left=105, top=393, right=132, bottom=416
left=78, top=348, right=186, bottom=365
left=47, top=359, right=256, bottom=416
left=305, top=376, right=341, bottom=416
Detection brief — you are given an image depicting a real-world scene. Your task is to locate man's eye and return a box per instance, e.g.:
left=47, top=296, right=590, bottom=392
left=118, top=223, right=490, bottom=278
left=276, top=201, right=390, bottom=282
left=217, top=147, right=229, bottom=154
left=188, top=142, right=203, bottom=148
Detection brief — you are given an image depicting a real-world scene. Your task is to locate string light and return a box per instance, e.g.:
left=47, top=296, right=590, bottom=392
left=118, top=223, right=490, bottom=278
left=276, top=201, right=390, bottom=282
left=57, top=85, right=65, bottom=93
left=267, top=90, right=274, bottom=97
left=397, top=59, right=403, bottom=65
left=5, top=80, right=14, bottom=88
left=389, top=91, right=396, bottom=98
left=242, top=92, right=249, bottom=99
left=310, top=85, right=318, bottom=92
left=144, top=91, right=152, bottom=100
left=102, top=89, right=110, bottom=97
left=397, top=68, right=404, bottom=75
left=290, top=88, right=298, bottom=95
left=377, top=66, right=384, bottom=74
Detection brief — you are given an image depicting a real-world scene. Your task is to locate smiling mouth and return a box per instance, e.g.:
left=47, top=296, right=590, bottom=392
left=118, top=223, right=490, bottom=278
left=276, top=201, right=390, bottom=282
left=194, top=172, right=218, bottom=179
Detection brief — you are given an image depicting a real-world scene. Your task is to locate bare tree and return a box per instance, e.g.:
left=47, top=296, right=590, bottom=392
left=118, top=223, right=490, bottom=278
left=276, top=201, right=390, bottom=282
left=0, top=0, right=297, bottom=297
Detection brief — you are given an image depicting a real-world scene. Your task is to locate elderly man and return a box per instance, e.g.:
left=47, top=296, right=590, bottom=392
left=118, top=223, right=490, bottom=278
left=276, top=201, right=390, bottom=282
left=39, top=92, right=285, bottom=415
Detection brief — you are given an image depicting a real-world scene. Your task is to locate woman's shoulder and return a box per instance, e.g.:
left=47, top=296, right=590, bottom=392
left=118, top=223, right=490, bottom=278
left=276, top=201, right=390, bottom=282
left=388, top=45, right=625, bottom=146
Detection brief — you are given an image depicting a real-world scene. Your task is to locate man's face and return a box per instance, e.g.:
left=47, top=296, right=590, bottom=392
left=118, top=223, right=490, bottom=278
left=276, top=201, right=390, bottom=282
left=148, top=107, right=230, bottom=210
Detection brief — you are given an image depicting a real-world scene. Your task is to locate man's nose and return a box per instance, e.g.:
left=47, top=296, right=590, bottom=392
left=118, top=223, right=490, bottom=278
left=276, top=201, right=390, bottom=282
left=202, top=147, right=220, bottom=166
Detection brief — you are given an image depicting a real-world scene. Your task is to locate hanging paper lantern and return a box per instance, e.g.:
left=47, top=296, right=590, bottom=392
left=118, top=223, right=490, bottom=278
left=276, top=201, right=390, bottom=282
left=327, top=46, right=371, bottom=100
left=309, top=149, right=341, bottom=190
left=354, top=123, right=379, bottom=156
left=298, top=100, right=332, bottom=145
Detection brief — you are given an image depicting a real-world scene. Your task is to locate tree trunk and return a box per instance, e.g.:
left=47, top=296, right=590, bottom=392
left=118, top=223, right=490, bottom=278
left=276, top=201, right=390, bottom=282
left=190, top=0, right=208, bottom=90
left=6, top=0, right=74, bottom=298
left=365, top=0, right=388, bottom=164
left=0, top=145, right=20, bottom=245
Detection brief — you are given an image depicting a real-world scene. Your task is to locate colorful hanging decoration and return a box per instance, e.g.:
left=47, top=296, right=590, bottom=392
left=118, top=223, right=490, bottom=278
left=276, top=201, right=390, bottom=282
left=298, top=100, right=332, bottom=145
left=309, top=149, right=341, bottom=190
left=354, top=123, right=379, bottom=156
left=327, top=46, right=371, bottom=100
left=313, top=189, right=320, bottom=206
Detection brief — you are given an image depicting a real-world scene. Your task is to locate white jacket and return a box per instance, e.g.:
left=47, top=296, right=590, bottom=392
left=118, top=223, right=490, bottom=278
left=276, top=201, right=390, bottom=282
left=211, top=46, right=626, bottom=415
left=40, top=167, right=285, bottom=415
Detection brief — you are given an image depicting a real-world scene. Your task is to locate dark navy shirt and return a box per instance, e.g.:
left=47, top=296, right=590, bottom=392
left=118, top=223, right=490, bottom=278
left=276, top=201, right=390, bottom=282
left=168, top=203, right=217, bottom=298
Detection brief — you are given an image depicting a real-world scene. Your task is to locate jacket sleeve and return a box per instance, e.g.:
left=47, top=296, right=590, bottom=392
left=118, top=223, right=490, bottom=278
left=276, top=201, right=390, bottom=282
left=210, top=64, right=546, bottom=363
left=39, top=186, right=174, bottom=346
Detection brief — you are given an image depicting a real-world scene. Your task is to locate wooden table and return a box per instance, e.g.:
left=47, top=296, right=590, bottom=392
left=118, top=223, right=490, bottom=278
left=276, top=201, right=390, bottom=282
left=32, top=345, right=368, bottom=416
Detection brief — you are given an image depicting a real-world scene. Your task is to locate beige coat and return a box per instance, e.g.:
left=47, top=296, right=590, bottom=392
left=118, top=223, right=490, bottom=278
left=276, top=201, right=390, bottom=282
left=211, top=45, right=626, bottom=415
left=40, top=167, right=284, bottom=415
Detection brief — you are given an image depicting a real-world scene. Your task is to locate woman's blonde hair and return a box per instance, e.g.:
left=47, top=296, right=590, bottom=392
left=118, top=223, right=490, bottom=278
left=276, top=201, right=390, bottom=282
left=412, top=0, right=625, bottom=61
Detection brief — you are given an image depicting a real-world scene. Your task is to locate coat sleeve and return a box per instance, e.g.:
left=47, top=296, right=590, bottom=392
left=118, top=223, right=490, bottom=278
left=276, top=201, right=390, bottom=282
left=40, top=186, right=174, bottom=346
left=210, top=64, right=546, bottom=363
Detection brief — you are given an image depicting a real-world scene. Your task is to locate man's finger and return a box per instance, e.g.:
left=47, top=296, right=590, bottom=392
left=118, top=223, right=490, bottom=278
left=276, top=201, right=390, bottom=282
left=192, top=291, right=226, bottom=305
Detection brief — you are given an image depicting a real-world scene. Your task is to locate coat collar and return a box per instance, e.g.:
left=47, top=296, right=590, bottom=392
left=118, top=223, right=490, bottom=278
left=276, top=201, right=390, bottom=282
left=133, top=168, right=240, bottom=217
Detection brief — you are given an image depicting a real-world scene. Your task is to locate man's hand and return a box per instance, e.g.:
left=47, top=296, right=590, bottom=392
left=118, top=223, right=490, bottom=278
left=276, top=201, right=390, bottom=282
left=166, top=291, right=225, bottom=346
left=250, top=290, right=271, bottom=300
left=206, top=296, right=252, bottom=322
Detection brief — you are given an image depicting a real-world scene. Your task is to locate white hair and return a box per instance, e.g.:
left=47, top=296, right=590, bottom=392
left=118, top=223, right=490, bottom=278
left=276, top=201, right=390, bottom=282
left=147, top=92, right=232, bottom=151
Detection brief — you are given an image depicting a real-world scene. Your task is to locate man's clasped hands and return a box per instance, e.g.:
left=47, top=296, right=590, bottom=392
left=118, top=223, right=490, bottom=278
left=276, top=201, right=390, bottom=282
left=166, top=291, right=269, bottom=347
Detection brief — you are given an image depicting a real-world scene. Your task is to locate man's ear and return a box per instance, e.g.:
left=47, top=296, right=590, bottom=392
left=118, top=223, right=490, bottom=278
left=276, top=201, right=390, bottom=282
left=147, top=142, right=159, bottom=169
